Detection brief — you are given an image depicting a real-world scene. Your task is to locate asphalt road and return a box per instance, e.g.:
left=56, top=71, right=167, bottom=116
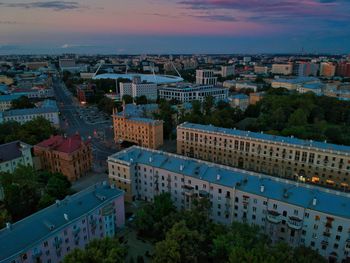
left=53, top=77, right=119, bottom=164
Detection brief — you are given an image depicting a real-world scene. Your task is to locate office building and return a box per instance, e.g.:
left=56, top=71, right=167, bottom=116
left=177, top=122, right=350, bottom=191
left=271, top=64, right=293, bottom=75
left=0, top=141, right=33, bottom=174
left=0, top=100, right=60, bottom=126
left=0, top=183, right=125, bottom=263
left=196, top=70, right=217, bottom=85
left=320, top=63, right=336, bottom=78
left=113, top=104, right=163, bottom=149
left=119, top=76, right=158, bottom=100
left=158, top=84, right=228, bottom=103
left=34, top=135, right=92, bottom=182
left=108, top=146, right=350, bottom=262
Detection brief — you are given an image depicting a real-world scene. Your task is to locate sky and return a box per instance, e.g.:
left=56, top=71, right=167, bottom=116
left=0, top=0, right=350, bottom=54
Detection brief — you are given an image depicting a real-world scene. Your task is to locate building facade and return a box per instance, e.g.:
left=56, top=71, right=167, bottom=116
left=108, top=146, right=350, bottom=262
left=249, top=92, right=266, bottom=105
left=158, top=84, right=228, bottom=103
left=177, top=122, right=350, bottom=191
left=228, top=94, right=249, bottom=111
left=320, top=63, right=336, bottom=78
left=0, top=183, right=125, bottom=263
left=119, top=76, right=158, bottom=100
left=0, top=100, right=60, bottom=127
left=113, top=105, right=163, bottom=149
left=221, top=65, right=235, bottom=77
left=271, top=77, right=320, bottom=90
left=0, top=141, right=33, bottom=173
left=34, top=135, right=92, bottom=182
left=196, top=70, right=218, bottom=85
left=0, top=94, right=22, bottom=112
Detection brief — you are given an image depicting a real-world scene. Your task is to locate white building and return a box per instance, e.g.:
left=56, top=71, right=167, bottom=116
left=297, top=83, right=323, bottom=96
left=254, top=66, right=269, bottom=75
left=0, top=100, right=60, bottom=126
left=196, top=70, right=217, bottom=85
left=119, top=76, right=158, bottom=100
left=272, top=64, right=293, bottom=75
left=158, top=84, right=228, bottom=103
left=0, top=141, right=33, bottom=174
left=108, top=146, right=350, bottom=263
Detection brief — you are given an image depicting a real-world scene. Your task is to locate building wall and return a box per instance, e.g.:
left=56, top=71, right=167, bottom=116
left=4, top=193, right=125, bottom=263
left=107, top=150, right=350, bottom=262
left=3, top=112, right=59, bottom=126
left=176, top=125, right=350, bottom=191
left=271, top=64, right=293, bottom=75
left=113, top=116, right=163, bottom=149
left=34, top=145, right=92, bottom=182
left=0, top=144, right=33, bottom=174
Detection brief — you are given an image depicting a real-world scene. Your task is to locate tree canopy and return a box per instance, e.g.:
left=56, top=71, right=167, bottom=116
left=11, top=96, right=35, bottom=109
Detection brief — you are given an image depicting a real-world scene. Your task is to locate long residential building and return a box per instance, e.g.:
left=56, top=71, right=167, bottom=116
left=158, top=84, right=228, bottom=103
left=108, top=146, right=350, bottom=262
left=0, top=183, right=125, bottom=263
left=0, top=100, right=60, bottom=126
left=177, top=122, right=350, bottom=191
left=0, top=141, right=33, bottom=174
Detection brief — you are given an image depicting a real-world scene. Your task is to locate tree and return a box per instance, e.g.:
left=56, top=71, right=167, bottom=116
left=122, top=95, right=133, bottom=104
left=63, top=237, right=126, bottom=263
left=11, top=96, right=35, bottom=109
left=135, top=96, right=148, bottom=105
left=288, top=109, right=308, bottom=127
left=203, top=95, right=214, bottom=115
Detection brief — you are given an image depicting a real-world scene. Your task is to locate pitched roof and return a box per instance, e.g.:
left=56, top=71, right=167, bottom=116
left=0, top=141, right=30, bottom=163
left=35, top=135, right=88, bottom=154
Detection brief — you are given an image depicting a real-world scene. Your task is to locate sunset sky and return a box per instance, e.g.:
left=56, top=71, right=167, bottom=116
left=0, top=0, right=349, bottom=54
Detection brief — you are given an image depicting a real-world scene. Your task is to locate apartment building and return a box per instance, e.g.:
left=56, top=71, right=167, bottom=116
left=158, top=84, right=228, bottom=103
left=0, top=94, right=22, bottom=112
left=34, top=135, right=92, bottom=182
left=0, top=100, right=60, bottom=126
left=177, top=122, right=350, bottom=191
left=320, top=62, right=336, bottom=78
left=108, top=146, right=350, bottom=262
left=249, top=92, right=266, bottom=105
left=0, top=141, right=33, bottom=174
left=113, top=105, right=163, bottom=149
left=0, top=183, right=125, bottom=263
left=271, top=77, right=320, bottom=90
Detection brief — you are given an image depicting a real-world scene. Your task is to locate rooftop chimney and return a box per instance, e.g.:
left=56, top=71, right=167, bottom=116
left=260, top=185, right=265, bottom=193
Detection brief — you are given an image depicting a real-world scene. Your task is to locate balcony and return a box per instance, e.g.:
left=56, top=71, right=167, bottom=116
left=31, top=249, right=42, bottom=259
left=266, top=210, right=282, bottom=224
left=287, top=216, right=303, bottom=230
left=198, top=190, right=209, bottom=199
left=345, top=240, right=350, bottom=252
left=53, top=238, right=62, bottom=249
left=183, top=185, right=194, bottom=196
left=323, top=231, right=331, bottom=238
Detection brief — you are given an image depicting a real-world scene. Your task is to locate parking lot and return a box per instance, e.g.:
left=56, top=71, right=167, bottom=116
left=76, top=105, right=112, bottom=124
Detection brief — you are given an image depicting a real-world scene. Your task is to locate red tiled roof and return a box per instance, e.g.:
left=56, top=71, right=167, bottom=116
left=36, top=134, right=88, bottom=154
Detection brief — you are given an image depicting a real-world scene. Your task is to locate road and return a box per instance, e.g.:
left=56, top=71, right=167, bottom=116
left=53, top=77, right=119, bottom=165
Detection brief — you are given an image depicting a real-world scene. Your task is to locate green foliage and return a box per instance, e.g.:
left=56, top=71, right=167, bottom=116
left=97, top=97, right=116, bottom=114
left=63, top=237, right=126, bottom=263
left=11, top=96, right=35, bottom=109
left=0, top=165, right=71, bottom=221
left=91, top=79, right=116, bottom=94
left=135, top=95, right=148, bottom=105
left=0, top=117, right=58, bottom=145
left=122, top=95, right=133, bottom=104
left=153, top=99, right=176, bottom=139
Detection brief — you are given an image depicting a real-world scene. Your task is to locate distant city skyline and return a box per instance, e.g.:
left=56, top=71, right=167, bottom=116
left=1, top=0, right=350, bottom=54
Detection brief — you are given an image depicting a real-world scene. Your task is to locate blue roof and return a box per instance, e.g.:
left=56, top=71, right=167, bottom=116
left=93, top=73, right=183, bottom=84
left=230, top=94, right=249, bottom=99
left=3, top=107, right=58, bottom=117
left=273, top=77, right=319, bottom=84
left=129, top=117, right=159, bottom=124
left=0, top=94, right=22, bottom=102
left=116, top=103, right=158, bottom=118
left=301, top=83, right=324, bottom=89
left=110, top=146, right=350, bottom=219
left=0, top=184, right=124, bottom=262
left=178, top=122, right=350, bottom=154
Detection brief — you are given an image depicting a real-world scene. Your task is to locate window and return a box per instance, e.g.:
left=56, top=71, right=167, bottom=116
left=273, top=204, right=277, bottom=209
left=338, top=226, right=343, bottom=232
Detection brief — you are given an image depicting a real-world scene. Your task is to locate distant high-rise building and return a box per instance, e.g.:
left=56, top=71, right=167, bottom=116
left=254, top=66, right=268, bottom=75
left=221, top=65, right=235, bottom=77
left=119, top=76, right=158, bottom=100
left=296, top=62, right=319, bottom=77
left=196, top=70, right=217, bottom=85
left=336, top=62, right=350, bottom=77
left=59, top=58, right=76, bottom=69
left=320, top=62, right=336, bottom=78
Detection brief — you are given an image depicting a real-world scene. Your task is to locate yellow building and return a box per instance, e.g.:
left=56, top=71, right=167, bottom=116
left=0, top=75, right=14, bottom=85
left=177, top=122, right=350, bottom=191
left=113, top=106, right=163, bottom=149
